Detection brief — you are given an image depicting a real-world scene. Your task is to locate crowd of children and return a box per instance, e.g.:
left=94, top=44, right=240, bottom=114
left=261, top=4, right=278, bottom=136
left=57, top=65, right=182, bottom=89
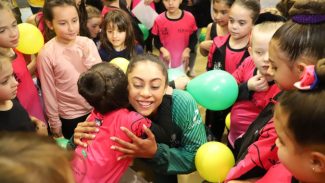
left=1, top=0, right=325, bottom=182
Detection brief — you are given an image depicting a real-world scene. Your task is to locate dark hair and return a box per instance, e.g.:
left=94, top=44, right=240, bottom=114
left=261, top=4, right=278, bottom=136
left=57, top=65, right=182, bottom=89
left=0, top=132, right=73, bottom=183
left=233, top=0, right=261, bottom=23
left=43, top=0, right=79, bottom=42
left=78, top=0, right=91, bottom=37
left=275, top=0, right=295, bottom=18
left=126, top=54, right=168, bottom=86
left=78, top=62, right=129, bottom=114
left=278, top=59, right=325, bottom=147
left=100, top=9, right=135, bottom=58
left=272, top=0, right=325, bottom=64
left=213, top=0, right=234, bottom=7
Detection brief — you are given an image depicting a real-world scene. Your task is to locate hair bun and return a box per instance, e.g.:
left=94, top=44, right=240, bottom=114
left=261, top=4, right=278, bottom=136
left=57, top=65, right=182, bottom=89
left=78, top=72, right=106, bottom=102
left=289, top=0, right=325, bottom=17
left=315, top=58, right=325, bottom=88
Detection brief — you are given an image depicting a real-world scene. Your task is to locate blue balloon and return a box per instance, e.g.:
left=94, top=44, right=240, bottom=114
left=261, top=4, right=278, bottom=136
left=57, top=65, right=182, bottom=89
left=186, top=70, right=238, bottom=110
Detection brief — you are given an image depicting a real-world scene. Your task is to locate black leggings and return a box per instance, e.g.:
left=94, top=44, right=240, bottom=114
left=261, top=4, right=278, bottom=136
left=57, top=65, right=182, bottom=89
left=60, top=113, right=89, bottom=139
left=205, top=108, right=231, bottom=141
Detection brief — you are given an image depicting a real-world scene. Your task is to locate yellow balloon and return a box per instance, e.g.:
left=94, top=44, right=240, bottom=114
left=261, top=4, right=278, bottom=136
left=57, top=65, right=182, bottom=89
left=110, top=57, right=129, bottom=73
left=195, top=142, right=235, bottom=182
left=27, top=0, right=44, bottom=7
left=201, top=27, right=207, bottom=34
left=225, top=112, right=231, bottom=130
left=17, top=23, right=44, bottom=54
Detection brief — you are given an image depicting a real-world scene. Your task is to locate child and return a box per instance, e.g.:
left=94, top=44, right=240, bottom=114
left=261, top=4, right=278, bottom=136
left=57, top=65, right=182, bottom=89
left=152, top=0, right=197, bottom=70
left=0, top=132, right=74, bottom=183
left=0, top=1, right=46, bottom=124
left=226, top=0, right=325, bottom=181
left=73, top=62, right=173, bottom=182
left=205, top=0, right=260, bottom=141
left=37, top=0, right=101, bottom=139
left=86, top=5, right=102, bottom=47
left=228, top=13, right=284, bottom=148
left=274, top=61, right=325, bottom=182
left=101, top=0, right=145, bottom=47
left=99, top=9, right=143, bottom=62
left=0, top=56, right=34, bottom=132
left=199, top=0, right=233, bottom=56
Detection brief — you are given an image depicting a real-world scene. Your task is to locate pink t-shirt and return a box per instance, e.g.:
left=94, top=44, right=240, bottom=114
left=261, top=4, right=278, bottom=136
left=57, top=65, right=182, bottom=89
left=228, top=57, right=280, bottom=147
left=256, top=163, right=293, bottom=183
left=73, top=109, right=151, bottom=183
left=152, top=11, right=197, bottom=68
left=12, top=49, right=46, bottom=123
left=37, top=36, right=101, bottom=130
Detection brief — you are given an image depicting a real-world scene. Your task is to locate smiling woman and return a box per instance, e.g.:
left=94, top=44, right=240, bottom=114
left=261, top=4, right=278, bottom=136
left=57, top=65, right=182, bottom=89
left=73, top=54, right=207, bottom=183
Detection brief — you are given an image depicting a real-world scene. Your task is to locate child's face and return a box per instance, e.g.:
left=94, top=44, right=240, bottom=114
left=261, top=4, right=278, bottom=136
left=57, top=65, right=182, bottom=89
left=0, top=60, right=18, bottom=101
left=106, top=23, right=126, bottom=51
left=267, top=40, right=301, bottom=90
left=0, top=9, right=19, bottom=49
left=163, top=0, right=182, bottom=14
left=46, top=5, right=79, bottom=44
left=212, top=1, right=230, bottom=27
left=250, top=31, right=273, bottom=76
left=275, top=105, right=317, bottom=182
left=87, top=17, right=102, bottom=39
left=228, top=4, right=254, bottom=40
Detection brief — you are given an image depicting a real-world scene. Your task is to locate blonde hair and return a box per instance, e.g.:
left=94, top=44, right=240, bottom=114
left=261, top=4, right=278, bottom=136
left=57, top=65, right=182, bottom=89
left=0, top=132, right=74, bottom=183
left=251, top=21, right=284, bottom=47
left=86, top=5, right=101, bottom=19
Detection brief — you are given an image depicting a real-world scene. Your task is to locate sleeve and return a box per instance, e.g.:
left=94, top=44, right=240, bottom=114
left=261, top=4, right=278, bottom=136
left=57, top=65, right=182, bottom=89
left=36, top=51, right=61, bottom=130
left=81, top=38, right=102, bottom=69
left=237, top=82, right=254, bottom=100
left=151, top=16, right=159, bottom=36
left=152, top=90, right=207, bottom=174
left=206, top=38, right=217, bottom=70
left=127, top=112, right=152, bottom=137
left=153, top=35, right=163, bottom=49
left=225, top=121, right=278, bottom=182
left=188, top=31, right=198, bottom=51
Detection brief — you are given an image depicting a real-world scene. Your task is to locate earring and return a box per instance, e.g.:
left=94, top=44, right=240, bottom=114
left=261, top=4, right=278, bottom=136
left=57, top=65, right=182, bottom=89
left=312, top=167, right=316, bottom=172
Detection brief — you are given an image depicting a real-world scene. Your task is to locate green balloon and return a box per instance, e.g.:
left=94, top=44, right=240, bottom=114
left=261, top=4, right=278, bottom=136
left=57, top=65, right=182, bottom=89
left=138, top=24, right=149, bottom=41
left=55, top=138, right=69, bottom=149
left=186, top=70, right=238, bottom=111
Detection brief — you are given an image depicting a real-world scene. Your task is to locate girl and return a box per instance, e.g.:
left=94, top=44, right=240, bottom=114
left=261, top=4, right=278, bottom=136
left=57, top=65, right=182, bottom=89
left=73, top=62, right=173, bottom=182
left=37, top=0, right=101, bottom=139
left=0, top=56, right=47, bottom=135
left=27, top=0, right=90, bottom=43
left=226, top=0, right=325, bottom=181
left=205, top=0, right=260, bottom=141
left=0, top=132, right=74, bottom=183
left=199, top=0, right=233, bottom=56
left=152, top=0, right=197, bottom=70
left=0, top=1, right=46, bottom=124
left=86, top=5, right=102, bottom=46
left=228, top=13, right=284, bottom=148
left=267, top=61, right=325, bottom=183
left=99, top=9, right=143, bottom=62
left=73, top=54, right=207, bottom=183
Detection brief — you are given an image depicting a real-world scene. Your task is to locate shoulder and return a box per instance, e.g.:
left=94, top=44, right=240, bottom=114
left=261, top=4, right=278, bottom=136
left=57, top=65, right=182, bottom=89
left=76, top=36, right=95, bottom=45
left=172, top=90, right=197, bottom=110
left=38, top=38, right=57, bottom=57
left=183, top=11, right=195, bottom=19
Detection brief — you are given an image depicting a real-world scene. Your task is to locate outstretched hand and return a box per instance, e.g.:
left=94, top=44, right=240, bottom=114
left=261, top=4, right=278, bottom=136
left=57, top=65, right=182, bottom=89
left=110, top=125, right=158, bottom=160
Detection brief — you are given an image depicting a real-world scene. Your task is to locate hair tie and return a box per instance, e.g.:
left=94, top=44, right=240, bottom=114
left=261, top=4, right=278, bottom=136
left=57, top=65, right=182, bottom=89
left=255, top=12, right=286, bottom=25
left=294, top=65, right=319, bottom=90
left=292, top=14, right=325, bottom=24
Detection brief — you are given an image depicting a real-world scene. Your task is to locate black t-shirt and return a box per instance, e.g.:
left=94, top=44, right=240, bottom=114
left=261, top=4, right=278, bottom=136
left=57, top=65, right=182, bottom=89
left=0, top=99, right=35, bottom=132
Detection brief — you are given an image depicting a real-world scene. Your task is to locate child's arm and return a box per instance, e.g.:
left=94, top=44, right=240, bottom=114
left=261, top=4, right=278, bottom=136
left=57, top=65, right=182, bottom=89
left=36, top=53, right=63, bottom=138
left=199, top=23, right=213, bottom=56
left=30, top=116, right=48, bottom=136
left=153, top=35, right=171, bottom=63
left=247, top=74, right=269, bottom=92
left=182, top=30, right=198, bottom=68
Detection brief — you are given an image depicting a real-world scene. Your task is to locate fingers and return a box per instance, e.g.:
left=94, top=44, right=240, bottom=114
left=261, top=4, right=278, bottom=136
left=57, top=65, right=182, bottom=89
left=111, top=144, right=135, bottom=155
left=120, top=126, right=140, bottom=142
left=117, top=155, right=133, bottom=161
left=143, top=125, right=155, bottom=140
left=74, top=137, right=87, bottom=147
